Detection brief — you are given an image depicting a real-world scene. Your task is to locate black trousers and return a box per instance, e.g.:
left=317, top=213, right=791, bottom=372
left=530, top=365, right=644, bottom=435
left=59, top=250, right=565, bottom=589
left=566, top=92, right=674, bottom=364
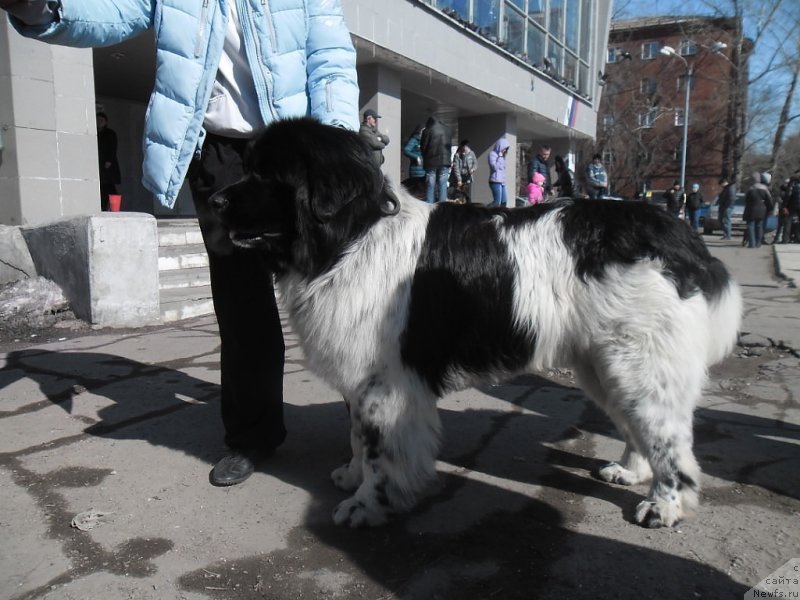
left=188, top=133, right=286, bottom=453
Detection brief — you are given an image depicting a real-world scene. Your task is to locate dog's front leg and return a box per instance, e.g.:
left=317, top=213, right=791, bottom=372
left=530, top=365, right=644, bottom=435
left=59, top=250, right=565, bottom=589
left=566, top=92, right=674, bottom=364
left=331, top=396, right=364, bottom=492
left=332, top=377, right=441, bottom=528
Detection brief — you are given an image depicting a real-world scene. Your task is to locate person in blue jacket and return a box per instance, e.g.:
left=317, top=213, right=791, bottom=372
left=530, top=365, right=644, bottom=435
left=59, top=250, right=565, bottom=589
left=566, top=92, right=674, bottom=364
left=2, top=0, right=360, bottom=487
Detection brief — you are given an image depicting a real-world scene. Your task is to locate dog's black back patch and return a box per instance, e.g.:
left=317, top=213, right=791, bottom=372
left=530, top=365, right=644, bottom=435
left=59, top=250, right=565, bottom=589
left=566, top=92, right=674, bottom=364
left=554, top=200, right=731, bottom=301
left=400, top=204, right=535, bottom=395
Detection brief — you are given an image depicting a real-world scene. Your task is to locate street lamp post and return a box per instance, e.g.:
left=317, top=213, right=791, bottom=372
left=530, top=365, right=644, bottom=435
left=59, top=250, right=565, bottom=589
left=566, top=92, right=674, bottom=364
left=660, top=42, right=727, bottom=202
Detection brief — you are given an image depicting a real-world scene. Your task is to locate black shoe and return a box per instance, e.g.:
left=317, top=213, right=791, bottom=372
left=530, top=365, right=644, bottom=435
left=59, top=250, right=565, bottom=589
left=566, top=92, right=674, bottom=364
left=210, top=452, right=256, bottom=486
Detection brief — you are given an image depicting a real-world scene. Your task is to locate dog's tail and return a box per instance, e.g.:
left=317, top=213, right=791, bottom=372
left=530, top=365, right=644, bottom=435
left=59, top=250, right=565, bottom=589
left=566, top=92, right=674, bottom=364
left=704, top=259, right=742, bottom=367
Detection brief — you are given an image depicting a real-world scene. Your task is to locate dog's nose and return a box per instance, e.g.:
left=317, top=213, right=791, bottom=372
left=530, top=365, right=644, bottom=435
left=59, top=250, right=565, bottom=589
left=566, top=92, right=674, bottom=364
left=209, top=192, right=229, bottom=214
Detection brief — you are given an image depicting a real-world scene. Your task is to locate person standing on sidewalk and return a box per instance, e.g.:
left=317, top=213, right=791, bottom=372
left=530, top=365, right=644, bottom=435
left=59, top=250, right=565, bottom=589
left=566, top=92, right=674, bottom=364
left=685, top=183, right=704, bottom=232
left=359, top=109, right=389, bottom=167
left=420, top=115, right=453, bottom=204
left=488, top=136, right=510, bottom=208
left=2, top=0, right=360, bottom=486
left=585, top=154, right=609, bottom=199
left=717, top=176, right=736, bottom=240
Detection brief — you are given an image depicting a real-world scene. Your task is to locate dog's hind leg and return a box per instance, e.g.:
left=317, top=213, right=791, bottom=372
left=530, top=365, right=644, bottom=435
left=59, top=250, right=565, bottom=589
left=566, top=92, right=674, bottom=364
left=332, top=376, right=441, bottom=528
left=573, top=362, right=652, bottom=486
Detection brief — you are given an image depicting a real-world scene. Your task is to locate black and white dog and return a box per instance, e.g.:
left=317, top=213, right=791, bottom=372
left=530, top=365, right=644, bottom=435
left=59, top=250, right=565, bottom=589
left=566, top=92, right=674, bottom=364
left=211, top=118, right=742, bottom=529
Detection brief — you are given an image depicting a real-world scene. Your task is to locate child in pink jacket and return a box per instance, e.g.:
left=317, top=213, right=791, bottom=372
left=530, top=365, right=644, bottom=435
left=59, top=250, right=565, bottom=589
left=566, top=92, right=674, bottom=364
left=527, top=171, right=545, bottom=205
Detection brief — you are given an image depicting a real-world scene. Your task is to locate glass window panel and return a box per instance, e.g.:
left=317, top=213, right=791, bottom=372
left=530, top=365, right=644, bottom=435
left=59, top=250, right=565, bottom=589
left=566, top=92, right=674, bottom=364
left=527, top=22, right=546, bottom=67
left=564, top=51, right=578, bottom=86
left=433, top=0, right=470, bottom=20
left=507, top=0, right=524, bottom=10
left=580, top=0, right=592, bottom=61
left=579, top=61, right=589, bottom=95
left=549, top=0, right=564, bottom=39
left=565, top=0, right=579, bottom=52
left=547, top=41, right=563, bottom=76
left=528, top=0, right=545, bottom=26
left=679, top=39, right=697, bottom=56
left=475, top=0, right=501, bottom=39
left=504, top=5, right=526, bottom=58
left=641, top=41, right=659, bottom=60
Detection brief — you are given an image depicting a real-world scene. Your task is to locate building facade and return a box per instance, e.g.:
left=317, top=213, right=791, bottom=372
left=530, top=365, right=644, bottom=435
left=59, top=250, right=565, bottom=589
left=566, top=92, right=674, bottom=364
left=598, top=16, right=748, bottom=200
left=1, top=0, right=612, bottom=225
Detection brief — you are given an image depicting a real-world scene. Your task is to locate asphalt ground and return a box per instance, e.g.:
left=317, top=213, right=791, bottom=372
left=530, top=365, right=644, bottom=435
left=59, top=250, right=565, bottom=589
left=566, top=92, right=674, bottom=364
left=1, top=237, right=798, bottom=600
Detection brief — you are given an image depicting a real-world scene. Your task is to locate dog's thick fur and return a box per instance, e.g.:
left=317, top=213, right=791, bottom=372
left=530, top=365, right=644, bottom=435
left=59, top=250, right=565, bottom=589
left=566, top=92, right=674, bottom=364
left=211, top=118, right=742, bottom=529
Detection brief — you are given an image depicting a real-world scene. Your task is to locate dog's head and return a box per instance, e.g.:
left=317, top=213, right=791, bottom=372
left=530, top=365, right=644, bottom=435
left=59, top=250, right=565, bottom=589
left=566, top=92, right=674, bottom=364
left=211, top=117, right=399, bottom=275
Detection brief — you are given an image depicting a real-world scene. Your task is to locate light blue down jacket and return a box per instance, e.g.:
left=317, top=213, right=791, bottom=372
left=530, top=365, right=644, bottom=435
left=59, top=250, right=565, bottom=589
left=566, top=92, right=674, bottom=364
left=11, top=0, right=360, bottom=208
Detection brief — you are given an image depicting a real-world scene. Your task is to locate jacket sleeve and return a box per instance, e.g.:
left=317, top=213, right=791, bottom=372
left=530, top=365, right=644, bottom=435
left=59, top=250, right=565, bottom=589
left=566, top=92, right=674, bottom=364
left=10, top=0, right=155, bottom=48
left=305, top=0, right=360, bottom=131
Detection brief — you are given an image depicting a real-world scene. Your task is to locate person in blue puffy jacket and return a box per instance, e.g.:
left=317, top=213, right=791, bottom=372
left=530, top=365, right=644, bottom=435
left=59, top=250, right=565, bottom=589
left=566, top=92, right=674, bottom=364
left=3, top=0, right=360, bottom=487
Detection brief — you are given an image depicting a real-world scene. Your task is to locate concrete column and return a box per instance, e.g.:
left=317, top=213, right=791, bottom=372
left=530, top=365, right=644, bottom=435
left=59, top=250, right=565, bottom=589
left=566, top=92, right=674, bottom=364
left=459, top=113, right=518, bottom=205
left=0, top=19, right=100, bottom=226
left=358, top=64, right=402, bottom=186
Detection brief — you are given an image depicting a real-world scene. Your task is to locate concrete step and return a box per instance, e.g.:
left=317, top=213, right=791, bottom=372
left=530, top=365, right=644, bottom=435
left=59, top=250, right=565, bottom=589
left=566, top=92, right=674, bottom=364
left=158, top=243, right=209, bottom=271
left=157, top=219, right=204, bottom=247
left=158, top=266, right=211, bottom=290
left=156, top=219, right=214, bottom=322
left=159, top=285, right=215, bottom=323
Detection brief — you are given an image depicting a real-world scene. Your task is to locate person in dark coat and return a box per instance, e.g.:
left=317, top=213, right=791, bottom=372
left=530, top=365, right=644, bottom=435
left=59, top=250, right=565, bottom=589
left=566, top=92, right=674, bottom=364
left=744, top=172, right=774, bottom=248
left=528, top=144, right=552, bottom=196
left=96, top=112, right=121, bottom=211
left=420, top=115, right=452, bottom=203
left=685, top=182, right=704, bottom=232
left=717, top=176, right=736, bottom=240
left=664, top=180, right=683, bottom=218
left=553, top=155, right=575, bottom=198
left=359, top=109, right=389, bottom=166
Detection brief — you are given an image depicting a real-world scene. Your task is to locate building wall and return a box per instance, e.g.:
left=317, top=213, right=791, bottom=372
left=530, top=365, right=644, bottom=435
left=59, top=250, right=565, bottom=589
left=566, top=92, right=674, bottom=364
left=0, top=19, right=99, bottom=226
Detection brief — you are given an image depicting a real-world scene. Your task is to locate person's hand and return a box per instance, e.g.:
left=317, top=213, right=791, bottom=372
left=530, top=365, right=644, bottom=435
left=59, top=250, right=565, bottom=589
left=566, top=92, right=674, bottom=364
left=1, top=0, right=57, bottom=25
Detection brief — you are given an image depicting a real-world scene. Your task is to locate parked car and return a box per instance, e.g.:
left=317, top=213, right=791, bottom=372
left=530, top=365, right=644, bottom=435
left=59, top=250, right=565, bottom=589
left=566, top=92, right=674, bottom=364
left=704, top=193, right=777, bottom=234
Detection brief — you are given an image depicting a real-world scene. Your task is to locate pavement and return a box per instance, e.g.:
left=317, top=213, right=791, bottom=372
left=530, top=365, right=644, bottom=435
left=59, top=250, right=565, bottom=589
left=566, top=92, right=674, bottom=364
left=1, top=237, right=799, bottom=600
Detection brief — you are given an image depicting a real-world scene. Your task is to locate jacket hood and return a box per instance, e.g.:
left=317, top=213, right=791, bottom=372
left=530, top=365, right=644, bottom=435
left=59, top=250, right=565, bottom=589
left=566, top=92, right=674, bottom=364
left=493, top=138, right=510, bottom=153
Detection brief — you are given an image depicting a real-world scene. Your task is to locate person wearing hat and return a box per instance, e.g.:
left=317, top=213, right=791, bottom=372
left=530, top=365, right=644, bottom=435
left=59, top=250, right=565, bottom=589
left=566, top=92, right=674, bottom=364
left=717, top=176, right=736, bottom=240
left=664, top=180, right=684, bottom=218
left=359, top=109, right=390, bottom=166
left=685, top=182, right=704, bottom=232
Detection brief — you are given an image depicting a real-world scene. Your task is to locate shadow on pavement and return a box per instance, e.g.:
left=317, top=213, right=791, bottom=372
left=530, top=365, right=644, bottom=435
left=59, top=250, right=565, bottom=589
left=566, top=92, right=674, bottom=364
left=2, top=349, right=781, bottom=598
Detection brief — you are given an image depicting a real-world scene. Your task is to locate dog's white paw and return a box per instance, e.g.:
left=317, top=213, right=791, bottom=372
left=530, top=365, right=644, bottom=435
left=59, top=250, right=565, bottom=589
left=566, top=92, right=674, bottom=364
left=599, top=462, right=640, bottom=486
left=331, top=463, right=361, bottom=491
left=332, top=497, right=388, bottom=528
left=635, top=498, right=684, bottom=528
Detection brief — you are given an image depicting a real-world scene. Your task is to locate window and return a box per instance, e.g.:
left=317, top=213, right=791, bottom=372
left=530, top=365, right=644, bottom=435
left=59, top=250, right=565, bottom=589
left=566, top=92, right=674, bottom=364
left=528, top=0, right=545, bottom=26
left=602, top=150, right=615, bottom=165
left=639, top=109, right=657, bottom=128
left=641, top=41, right=660, bottom=60
left=640, top=78, right=657, bottom=95
left=503, top=4, right=526, bottom=57
left=674, top=109, right=685, bottom=126
left=603, top=114, right=615, bottom=129
left=549, top=0, right=564, bottom=37
left=565, top=0, right=579, bottom=52
left=437, top=0, right=470, bottom=20
left=679, top=39, right=697, bottom=56
left=607, top=47, right=618, bottom=63
left=527, top=24, right=546, bottom=66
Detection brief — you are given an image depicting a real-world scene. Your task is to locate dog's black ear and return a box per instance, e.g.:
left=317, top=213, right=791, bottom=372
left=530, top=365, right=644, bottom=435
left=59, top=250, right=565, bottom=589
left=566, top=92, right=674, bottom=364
left=381, top=180, right=401, bottom=216
left=308, top=184, right=359, bottom=223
